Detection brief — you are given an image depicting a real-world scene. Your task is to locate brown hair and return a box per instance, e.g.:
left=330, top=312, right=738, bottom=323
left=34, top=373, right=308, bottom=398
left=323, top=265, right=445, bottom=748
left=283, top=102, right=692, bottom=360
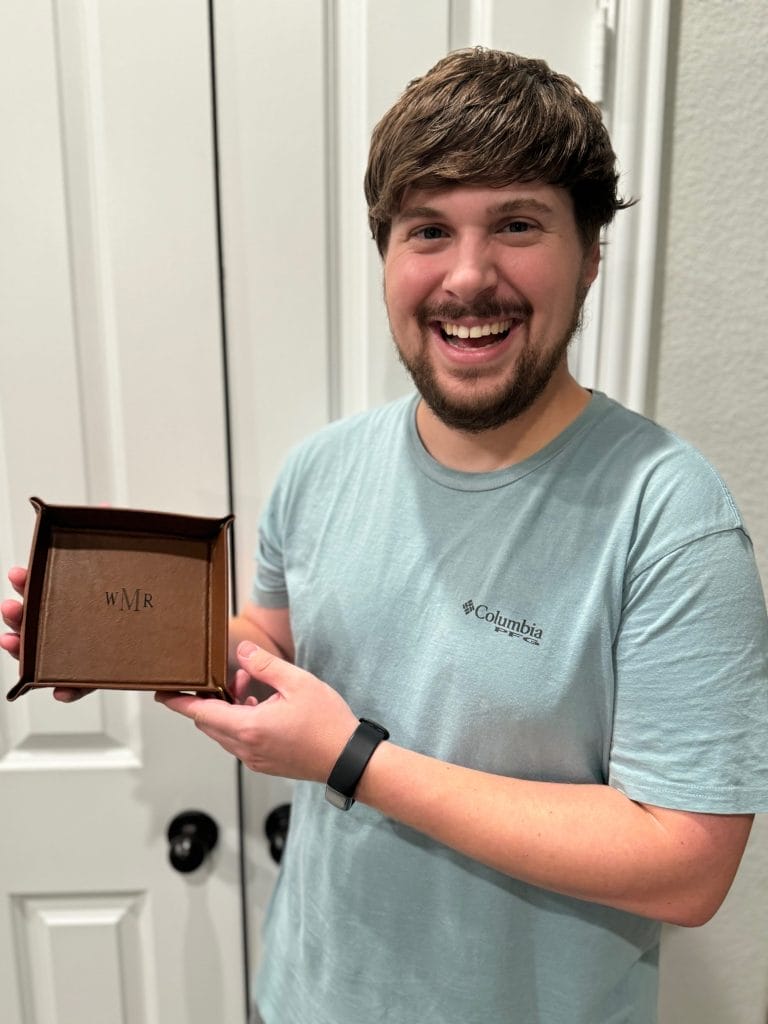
left=365, top=47, right=632, bottom=254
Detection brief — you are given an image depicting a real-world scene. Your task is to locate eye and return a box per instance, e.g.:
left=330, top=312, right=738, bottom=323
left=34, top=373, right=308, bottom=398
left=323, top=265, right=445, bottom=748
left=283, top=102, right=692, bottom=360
left=413, top=225, right=447, bottom=240
left=501, top=220, right=533, bottom=234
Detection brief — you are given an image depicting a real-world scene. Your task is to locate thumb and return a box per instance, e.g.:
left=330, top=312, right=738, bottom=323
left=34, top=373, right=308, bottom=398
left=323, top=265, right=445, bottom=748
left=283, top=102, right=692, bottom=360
left=237, top=641, right=301, bottom=695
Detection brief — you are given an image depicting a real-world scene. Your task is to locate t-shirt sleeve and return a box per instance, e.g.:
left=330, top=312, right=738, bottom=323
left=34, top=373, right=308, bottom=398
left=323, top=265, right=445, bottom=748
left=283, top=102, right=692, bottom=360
left=608, top=527, right=768, bottom=813
left=251, top=469, right=291, bottom=609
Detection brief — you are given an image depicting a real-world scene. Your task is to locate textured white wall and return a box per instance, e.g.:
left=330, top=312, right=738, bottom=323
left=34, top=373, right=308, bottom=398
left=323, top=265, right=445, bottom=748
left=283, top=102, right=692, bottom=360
left=653, top=2, right=768, bottom=1021
left=653, top=0, right=768, bottom=572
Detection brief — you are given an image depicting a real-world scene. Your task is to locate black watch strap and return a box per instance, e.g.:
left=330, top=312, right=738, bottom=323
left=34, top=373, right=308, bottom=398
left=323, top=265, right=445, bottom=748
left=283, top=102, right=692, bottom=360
left=325, top=718, right=389, bottom=810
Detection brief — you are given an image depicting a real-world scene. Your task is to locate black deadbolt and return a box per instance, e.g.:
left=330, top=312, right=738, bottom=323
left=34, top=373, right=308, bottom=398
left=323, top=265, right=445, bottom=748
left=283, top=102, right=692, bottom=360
left=264, top=803, right=291, bottom=865
left=167, top=810, right=219, bottom=873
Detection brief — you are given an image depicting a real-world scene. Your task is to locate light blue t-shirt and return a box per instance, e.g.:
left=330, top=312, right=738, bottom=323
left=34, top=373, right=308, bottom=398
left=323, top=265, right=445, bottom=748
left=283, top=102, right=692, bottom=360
left=252, top=391, right=768, bottom=1024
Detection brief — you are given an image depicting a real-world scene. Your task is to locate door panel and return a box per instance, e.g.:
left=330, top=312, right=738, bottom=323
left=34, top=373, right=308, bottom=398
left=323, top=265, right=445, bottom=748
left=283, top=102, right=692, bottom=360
left=0, top=1, right=245, bottom=1021
left=12, top=892, right=155, bottom=1023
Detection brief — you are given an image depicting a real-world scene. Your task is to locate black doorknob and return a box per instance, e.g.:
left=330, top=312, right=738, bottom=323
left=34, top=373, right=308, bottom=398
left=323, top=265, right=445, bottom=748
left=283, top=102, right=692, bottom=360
left=264, top=803, right=291, bottom=864
left=167, top=810, right=219, bottom=873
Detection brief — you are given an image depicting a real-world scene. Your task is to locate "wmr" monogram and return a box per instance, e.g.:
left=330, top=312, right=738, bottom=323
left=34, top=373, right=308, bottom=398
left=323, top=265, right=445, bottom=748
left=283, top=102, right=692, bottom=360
left=105, top=588, right=154, bottom=611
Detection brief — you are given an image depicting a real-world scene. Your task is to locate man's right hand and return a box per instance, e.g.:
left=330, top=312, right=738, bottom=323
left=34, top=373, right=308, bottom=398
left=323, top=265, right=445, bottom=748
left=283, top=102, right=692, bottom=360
left=1, top=567, right=88, bottom=701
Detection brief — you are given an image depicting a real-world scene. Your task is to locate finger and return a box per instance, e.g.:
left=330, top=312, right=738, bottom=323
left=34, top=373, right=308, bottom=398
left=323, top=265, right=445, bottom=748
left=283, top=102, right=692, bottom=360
left=156, top=691, right=256, bottom=741
left=155, top=691, right=248, bottom=721
left=237, top=641, right=303, bottom=695
left=8, top=567, right=27, bottom=597
left=229, top=666, right=275, bottom=705
left=0, top=632, right=20, bottom=659
left=53, top=687, right=92, bottom=702
left=228, top=668, right=253, bottom=703
left=1, top=598, right=23, bottom=631
left=154, top=691, right=203, bottom=719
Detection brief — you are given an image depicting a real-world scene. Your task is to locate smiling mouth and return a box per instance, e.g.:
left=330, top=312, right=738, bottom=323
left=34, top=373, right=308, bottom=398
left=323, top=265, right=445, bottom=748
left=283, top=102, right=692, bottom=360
left=437, top=319, right=518, bottom=348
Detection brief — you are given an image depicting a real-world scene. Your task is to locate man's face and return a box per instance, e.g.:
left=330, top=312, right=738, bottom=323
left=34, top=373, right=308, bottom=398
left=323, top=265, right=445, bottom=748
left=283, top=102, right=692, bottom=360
left=383, top=183, right=599, bottom=433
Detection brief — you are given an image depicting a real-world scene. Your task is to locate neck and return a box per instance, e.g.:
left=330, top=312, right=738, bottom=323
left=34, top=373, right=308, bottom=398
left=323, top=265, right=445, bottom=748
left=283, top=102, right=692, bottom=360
left=415, top=370, right=591, bottom=473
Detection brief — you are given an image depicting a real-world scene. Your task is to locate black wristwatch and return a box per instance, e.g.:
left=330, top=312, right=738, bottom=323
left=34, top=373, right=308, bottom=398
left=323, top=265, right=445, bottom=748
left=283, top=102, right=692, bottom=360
left=325, top=718, right=390, bottom=810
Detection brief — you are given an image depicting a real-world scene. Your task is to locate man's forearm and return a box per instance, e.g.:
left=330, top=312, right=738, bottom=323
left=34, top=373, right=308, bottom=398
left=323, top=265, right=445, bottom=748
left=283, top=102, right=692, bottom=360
left=356, top=741, right=752, bottom=926
left=228, top=614, right=288, bottom=675
left=164, top=642, right=752, bottom=928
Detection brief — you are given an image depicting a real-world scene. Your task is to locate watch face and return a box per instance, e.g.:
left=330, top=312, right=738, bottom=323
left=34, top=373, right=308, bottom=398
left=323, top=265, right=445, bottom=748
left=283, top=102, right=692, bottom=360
left=325, top=785, right=354, bottom=811
left=360, top=718, right=389, bottom=740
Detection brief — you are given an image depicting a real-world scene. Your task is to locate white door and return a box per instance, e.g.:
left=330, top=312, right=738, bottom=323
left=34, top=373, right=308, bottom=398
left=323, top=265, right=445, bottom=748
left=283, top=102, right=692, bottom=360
left=0, top=1, right=250, bottom=1021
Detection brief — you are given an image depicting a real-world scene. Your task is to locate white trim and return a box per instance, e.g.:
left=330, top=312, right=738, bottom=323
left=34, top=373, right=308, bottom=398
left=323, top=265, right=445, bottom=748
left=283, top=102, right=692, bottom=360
left=596, top=0, right=671, bottom=412
left=331, top=0, right=373, bottom=418
left=52, top=0, right=129, bottom=503
left=449, top=0, right=494, bottom=46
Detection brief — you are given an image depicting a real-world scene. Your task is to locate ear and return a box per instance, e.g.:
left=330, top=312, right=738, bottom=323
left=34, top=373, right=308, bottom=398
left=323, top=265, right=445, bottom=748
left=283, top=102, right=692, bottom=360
left=581, top=241, right=601, bottom=289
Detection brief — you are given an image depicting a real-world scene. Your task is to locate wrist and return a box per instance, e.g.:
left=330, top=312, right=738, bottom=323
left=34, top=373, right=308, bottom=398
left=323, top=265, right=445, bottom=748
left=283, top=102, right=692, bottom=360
left=325, top=718, right=389, bottom=810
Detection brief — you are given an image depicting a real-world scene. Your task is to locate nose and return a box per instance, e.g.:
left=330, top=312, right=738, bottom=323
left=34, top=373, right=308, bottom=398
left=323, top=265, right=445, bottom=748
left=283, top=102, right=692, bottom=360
left=441, top=237, right=499, bottom=302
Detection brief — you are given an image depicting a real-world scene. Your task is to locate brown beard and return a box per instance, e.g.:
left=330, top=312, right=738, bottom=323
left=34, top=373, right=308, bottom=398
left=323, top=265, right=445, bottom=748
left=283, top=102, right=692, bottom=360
left=393, top=292, right=586, bottom=434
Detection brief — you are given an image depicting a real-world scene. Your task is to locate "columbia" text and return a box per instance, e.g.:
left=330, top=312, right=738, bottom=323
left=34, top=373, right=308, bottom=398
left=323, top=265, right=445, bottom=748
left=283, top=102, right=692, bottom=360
left=474, top=604, right=543, bottom=643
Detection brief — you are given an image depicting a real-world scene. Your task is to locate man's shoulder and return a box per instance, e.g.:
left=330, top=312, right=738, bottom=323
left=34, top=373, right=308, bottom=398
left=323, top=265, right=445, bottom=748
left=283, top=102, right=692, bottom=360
left=314, top=393, right=413, bottom=441
left=590, top=393, right=736, bottom=495
left=281, top=394, right=416, bottom=476
left=588, top=393, right=746, bottom=559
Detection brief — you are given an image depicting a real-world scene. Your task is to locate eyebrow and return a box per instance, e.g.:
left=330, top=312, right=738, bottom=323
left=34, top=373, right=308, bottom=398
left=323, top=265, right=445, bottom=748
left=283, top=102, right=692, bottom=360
left=395, top=197, right=556, bottom=222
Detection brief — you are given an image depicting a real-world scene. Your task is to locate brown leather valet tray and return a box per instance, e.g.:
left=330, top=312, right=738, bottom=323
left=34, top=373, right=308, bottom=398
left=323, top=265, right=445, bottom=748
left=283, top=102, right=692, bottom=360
left=7, top=498, right=234, bottom=701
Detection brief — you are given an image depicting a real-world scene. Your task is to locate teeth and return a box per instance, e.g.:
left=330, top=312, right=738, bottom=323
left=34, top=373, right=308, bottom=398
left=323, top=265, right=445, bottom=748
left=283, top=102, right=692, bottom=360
left=441, top=319, right=513, bottom=338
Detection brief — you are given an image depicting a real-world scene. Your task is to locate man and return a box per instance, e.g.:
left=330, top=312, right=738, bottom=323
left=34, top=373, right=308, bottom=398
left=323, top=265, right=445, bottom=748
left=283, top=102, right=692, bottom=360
left=4, top=48, right=768, bottom=1024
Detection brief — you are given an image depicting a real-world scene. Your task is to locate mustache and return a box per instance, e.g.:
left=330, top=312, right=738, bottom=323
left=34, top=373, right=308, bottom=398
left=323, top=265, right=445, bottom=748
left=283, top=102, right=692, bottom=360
left=416, top=299, right=533, bottom=326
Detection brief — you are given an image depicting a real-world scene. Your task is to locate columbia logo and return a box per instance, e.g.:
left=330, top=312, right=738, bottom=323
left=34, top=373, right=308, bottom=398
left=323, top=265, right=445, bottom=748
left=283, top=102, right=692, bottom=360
left=462, top=598, right=543, bottom=646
